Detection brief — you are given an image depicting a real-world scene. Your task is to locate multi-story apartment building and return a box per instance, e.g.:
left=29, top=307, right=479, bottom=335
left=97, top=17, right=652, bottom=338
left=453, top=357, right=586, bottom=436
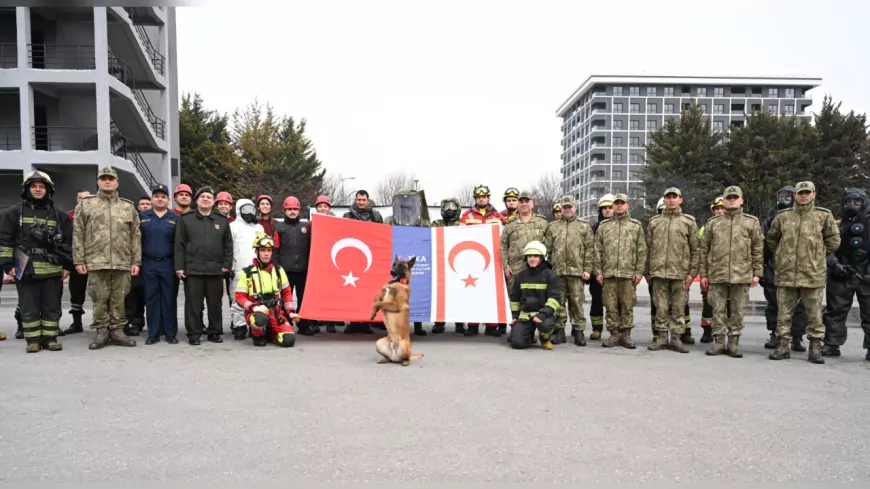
left=555, top=75, right=822, bottom=220
left=0, top=6, right=179, bottom=210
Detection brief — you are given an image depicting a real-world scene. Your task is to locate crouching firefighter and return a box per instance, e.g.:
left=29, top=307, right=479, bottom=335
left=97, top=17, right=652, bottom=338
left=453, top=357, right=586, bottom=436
left=0, top=171, right=73, bottom=352
left=233, top=233, right=297, bottom=347
left=508, top=241, right=562, bottom=350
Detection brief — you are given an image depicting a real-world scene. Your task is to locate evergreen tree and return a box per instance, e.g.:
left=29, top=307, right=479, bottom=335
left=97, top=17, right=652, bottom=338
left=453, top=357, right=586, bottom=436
left=179, top=92, right=241, bottom=194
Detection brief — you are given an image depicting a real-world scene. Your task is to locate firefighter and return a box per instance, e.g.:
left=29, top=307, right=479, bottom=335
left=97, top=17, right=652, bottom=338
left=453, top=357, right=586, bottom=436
left=508, top=240, right=562, bottom=350
left=552, top=203, right=562, bottom=222
left=0, top=171, right=73, bottom=352
left=502, top=187, right=520, bottom=222
left=233, top=233, right=297, bottom=347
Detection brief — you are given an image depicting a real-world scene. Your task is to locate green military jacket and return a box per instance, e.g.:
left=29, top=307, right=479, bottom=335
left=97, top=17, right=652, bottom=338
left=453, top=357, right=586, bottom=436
left=73, top=192, right=141, bottom=271
left=431, top=218, right=460, bottom=227
left=593, top=213, right=647, bottom=279
left=542, top=215, right=593, bottom=277
left=766, top=202, right=840, bottom=288
left=699, top=208, right=764, bottom=284
left=500, top=213, right=549, bottom=274
left=645, top=208, right=700, bottom=280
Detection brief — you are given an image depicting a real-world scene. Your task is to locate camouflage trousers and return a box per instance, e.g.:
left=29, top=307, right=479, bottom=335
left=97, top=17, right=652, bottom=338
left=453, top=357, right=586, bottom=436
left=708, top=283, right=750, bottom=336
left=651, top=278, right=687, bottom=334
left=603, top=277, right=636, bottom=331
left=88, top=269, right=131, bottom=331
left=555, top=276, right=586, bottom=332
left=777, top=286, right=824, bottom=340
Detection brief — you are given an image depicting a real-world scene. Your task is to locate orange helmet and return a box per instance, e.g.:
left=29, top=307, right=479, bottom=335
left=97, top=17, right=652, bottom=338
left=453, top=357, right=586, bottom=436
left=283, top=196, right=300, bottom=209
left=215, top=191, right=233, bottom=204
left=174, top=184, right=192, bottom=197
left=315, top=195, right=331, bottom=207
left=256, top=195, right=272, bottom=205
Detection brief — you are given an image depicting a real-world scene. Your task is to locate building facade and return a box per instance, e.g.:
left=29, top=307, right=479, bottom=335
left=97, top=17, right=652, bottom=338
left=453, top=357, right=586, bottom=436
left=555, top=75, right=821, bottom=220
left=0, top=6, right=179, bottom=211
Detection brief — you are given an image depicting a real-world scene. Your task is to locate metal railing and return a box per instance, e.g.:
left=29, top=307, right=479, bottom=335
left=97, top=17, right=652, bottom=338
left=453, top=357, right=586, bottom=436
left=108, top=50, right=166, bottom=140
left=0, top=43, right=17, bottom=68
left=0, top=126, right=22, bottom=150
left=124, top=8, right=166, bottom=76
left=27, top=44, right=96, bottom=70
left=111, top=128, right=158, bottom=188
left=32, top=126, right=98, bottom=151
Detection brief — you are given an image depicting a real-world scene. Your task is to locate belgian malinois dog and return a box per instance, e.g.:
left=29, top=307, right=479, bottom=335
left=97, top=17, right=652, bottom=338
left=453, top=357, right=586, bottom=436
left=370, top=255, right=424, bottom=366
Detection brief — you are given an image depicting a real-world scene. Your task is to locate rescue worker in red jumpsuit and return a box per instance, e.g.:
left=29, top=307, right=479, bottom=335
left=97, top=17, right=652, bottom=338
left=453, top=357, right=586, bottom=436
left=459, top=184, right=507, bottom=337
left=234, top=233, right=297, bottom=347
left=502, top=187, right=520, bottom=222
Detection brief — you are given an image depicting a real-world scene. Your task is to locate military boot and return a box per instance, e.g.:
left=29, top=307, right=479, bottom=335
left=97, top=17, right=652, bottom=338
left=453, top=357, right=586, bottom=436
left=705, top=335, right=726, bottom=356
left=573, top=330, right=586, bottom=346
left=726, top=335, right=742, bottom=358
left=700, top=325, right=713, bottom=343
left=64, top=311, right=84, bottom=334
left=680, top=327, right=695, bottom=345
left=764, top=331, right=778, bottom=349
left=668, top=333, right=689, bottom=353
left=619, top=329, right=636, bottom=349
left=602, top=330, right=621, bottom=347
left=123, top=324, right=139, bottom=337
left=414, top=323, right=427, bottom=336
left=110, top=328, right=137, bottom=347
left=88, top=328, right=110, bottom=350
left=326, top=323, right=337, bottom=333
left=807, top=338, right=825, bottom=364
left=464, top=325, right=479, bottom=336
left=497, top=324, right=507, bottom=335
left=768, top=337, right=790, bottom=360
left=821, top=344, right=841, bottom=357
left=455, top=323, right=466, bottom=334
left=792, top=335, right=806, bottom=352
left=647, top=332, right=669, bottom=351
left=590, top=326, right=602, bottom=340
left=431, top=322, right=445, bottom=334
left=551, top=328, right=567, bottom=345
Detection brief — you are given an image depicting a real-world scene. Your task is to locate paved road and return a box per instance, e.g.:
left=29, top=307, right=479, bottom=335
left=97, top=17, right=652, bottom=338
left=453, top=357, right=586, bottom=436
left=1, top=287, right=869, bottom=483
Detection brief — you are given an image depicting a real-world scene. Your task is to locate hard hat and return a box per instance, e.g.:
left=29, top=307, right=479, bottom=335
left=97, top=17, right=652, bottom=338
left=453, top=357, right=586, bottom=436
left=283, top=196, right=301, bottom=209
left=174, top=184, right=192, bottom=197
left=256, top=195, right=273, bottom=205
left=22, top=170, right=55, bottom=197
left=315, top=195, right=331, bottom=207
left=523, top=240, right=547, bottom=257
left=656, top=197, right=665, bottom=211
left=598, top=193, right=615, bottom=207
left=711, top=195, right=724, bottom=209
left=472, top=185, right=491, bottom=197
left=215, top=191, right=233, bottom=204
left=552, top=203, right=561, bottom=211
left=503, top=187, right=519, bottom=200
left=252, top=232, right=276, bottom=249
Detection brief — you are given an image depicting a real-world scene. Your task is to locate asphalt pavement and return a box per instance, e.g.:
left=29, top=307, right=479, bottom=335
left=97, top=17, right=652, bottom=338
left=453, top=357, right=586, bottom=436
left=1, top=285, right=869, bottom=483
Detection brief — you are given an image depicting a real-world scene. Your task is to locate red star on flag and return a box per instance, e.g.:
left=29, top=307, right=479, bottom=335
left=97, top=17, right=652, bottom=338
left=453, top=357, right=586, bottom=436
left=461, top=273, right=478, bottom=288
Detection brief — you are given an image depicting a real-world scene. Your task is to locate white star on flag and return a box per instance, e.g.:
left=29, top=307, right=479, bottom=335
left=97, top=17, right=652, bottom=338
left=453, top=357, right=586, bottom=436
left=341, top=271, right=360, bottom=287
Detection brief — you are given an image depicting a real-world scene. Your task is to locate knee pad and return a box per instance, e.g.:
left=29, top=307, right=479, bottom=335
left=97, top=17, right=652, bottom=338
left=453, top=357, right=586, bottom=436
left=277, top=331, right=296, bottom=347
left=250, top=312, right=269, bottom=329
left=538, top=316, right=556, bottom=334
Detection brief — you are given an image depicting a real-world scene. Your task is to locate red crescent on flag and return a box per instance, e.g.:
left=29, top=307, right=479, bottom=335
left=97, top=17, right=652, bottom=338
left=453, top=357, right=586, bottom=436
left=447, top=240, right=491, bottom=273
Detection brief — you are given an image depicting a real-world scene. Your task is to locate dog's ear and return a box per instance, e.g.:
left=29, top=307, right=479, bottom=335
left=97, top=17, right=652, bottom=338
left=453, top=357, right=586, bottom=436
left=394, top=254, right=401, bottom=264
left=407, top=256, right=416, bottom=270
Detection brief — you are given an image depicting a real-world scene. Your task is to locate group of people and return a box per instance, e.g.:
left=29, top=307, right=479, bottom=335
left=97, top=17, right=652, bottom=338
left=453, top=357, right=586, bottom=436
left=0, top=168, right=867, bottom=364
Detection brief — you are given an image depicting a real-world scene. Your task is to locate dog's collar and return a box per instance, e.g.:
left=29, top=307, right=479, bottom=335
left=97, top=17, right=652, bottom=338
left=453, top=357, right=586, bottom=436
left=399, top=278, right=408, bottom=284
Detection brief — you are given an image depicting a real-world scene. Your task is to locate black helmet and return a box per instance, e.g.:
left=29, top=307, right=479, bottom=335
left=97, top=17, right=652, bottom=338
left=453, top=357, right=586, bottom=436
left=22, top=170, right=55, bottom=199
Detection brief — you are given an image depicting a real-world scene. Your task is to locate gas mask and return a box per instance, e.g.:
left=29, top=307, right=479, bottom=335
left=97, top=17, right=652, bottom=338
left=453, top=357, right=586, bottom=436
left=392, top=191, right=422, bottom=226
left=240, top=204, right=258, bottom=224
left=841, top=188, right=868, bottom=219
left=441, top=200, right=459, bottom=222
left=775, top=186, right=795, bottom=211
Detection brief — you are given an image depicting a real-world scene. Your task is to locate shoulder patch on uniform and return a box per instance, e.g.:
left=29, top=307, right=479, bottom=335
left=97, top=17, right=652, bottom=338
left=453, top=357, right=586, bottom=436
left=707, top=214, right=723, bottom=222
left=628, top=218, right=642, bottom=225
left=119, top=197, right=135, bottom=206
left=82, top=195, right=97, bottom=200
left=813, top=206, right=833, bottom=215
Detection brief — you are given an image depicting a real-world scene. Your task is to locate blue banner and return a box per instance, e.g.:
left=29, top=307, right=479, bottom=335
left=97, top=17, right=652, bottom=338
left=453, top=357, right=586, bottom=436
left=391, top=227, right=433, bottom=321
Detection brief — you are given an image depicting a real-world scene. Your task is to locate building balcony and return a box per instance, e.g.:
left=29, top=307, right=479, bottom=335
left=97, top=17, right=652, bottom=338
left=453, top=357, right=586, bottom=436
left=27, top=44, right=96, bottom=70
left=31, top=126, right=98, bottom=152
left=111, top=128, right=158, bottom=189
left=0, top=125, right=21, bottom=150
left=0, top=43, right=16, bottom=69
left=107, top=8, right=166, bottom=87
left=108, top=50, right=166, bottom=147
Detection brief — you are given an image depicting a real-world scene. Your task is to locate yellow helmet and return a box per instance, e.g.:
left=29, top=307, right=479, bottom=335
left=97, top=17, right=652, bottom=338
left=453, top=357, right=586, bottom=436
left=552, top=203, right=561, bottom=212
left=472, top=185, right=491, bottom=197
left=598, top=193, right=615, bottom=207
left=503, top=187, right=519, bottom=200
left=711, top=195, right=724, bottom=209
left=252, top=232, right=276, bottom=249
left=523, top=240, right=547, bottom=257
left=656, top=197, right=665, bottom=211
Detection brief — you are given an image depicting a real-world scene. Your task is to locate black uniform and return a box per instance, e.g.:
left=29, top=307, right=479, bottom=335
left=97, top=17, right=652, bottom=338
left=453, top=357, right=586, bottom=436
left=588, top=216, right=605, bottom=334
left=273, top=216, right=314, bottom=334
left=0, top=176, right=73, bottom=350
left=508, top=259, right=561, bottom=349
left=822, top=189, right=870, bottom=359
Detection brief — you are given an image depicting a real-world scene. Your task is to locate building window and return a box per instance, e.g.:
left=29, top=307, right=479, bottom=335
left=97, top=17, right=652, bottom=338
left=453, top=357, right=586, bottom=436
left=769, top=88, right=779, bottom=97
left=700, top=104, right=707, bottom=114
left=613, top=137, right=623, bottom=147
left=630, top=137, right=640, bottom=147
left=714, top=87, right=724, bottom=97
left=613, top=186, right=625, bottom=194
left=630, top=154, right=641, bottom=164
left=785, top=104, right=795, bottom=115
left=613, top=120, right=624, bottom=130
left=664, top=103, right=675, bottom=114
left=785, top=88, right=795, bottom=98
left=713, top=121, right=724, bottom=132
left=613, top=103, right=624, bottom=113
left=714, top=104, right=725, bottom=114
left=614, top=153, right=623, bottom=163
left=697, top=87, right=707, bottom=97
left=630, top=103, right=640, bottom=113
left=647, top=103, right=658, bottom=113
left=647, top=120, right=657, bottom=131
left=613, top=170, right=623, bottom=179
left=613, top=87, right=623, bottom=96
left=630, top=120, right=640, bottom=130
left=768, top=104, right=778, bottom=114
left=647, top=87, right=657, bottom=96
left=664, top=87, right=674, bottom=96
left=630, top=86, right=640, bottom=96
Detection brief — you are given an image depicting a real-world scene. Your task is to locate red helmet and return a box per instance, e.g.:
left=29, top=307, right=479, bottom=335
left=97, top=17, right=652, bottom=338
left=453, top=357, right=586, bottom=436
left=215, top=191, right=233, bottom=204
left=283, top=196, right=301, bottom=210
left=315, top=195, right=331, bottom=207
left=256, top=195, right=273, bottom=205
left=174, top=184, right=192, bottom=197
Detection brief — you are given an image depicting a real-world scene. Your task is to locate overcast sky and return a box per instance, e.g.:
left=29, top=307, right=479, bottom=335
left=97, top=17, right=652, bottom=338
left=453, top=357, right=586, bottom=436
left=176, top=0, right=870, bottom=205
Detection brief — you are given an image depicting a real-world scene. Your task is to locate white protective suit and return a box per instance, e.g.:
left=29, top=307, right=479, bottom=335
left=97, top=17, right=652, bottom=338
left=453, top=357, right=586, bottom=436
left=229, top=199, right=264, bottom=331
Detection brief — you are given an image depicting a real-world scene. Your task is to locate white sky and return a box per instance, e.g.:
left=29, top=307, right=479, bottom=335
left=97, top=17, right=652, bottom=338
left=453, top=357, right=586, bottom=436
left=176, top=0, right=870, bottom=204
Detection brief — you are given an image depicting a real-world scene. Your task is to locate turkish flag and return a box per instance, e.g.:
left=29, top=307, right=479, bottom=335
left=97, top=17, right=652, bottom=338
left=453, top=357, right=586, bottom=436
left=300, top=214, right=393, bottom=322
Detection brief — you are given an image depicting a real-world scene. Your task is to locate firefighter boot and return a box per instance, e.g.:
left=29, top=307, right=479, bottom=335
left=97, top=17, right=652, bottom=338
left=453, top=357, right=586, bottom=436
left=464, top=325, right=479, bottom=336
left=88, top=328, right=110, bottom=350
left=821, top=344, right=841, bottom=357
left=64, top=311, right=84, bottom=334
left=233, top=327, right=247, bottom=341
left=764, top=331, right=778, bottom=349
left=705, top=335, right=726, bottom=355
left=43, top=338, right=63, bottom=351
left=455, top=322, right=466, bottom=334
left=573, top=329, right=586, bottom=346
left=700, top=325, right=713, bottom=343
left=668, top=333, right=689, bottom=353
left=25, top=339, right=40, bottom=353
left=768, top=337, right=791, bottom=360
left=681, top=327, right=695, bottom=344
left=431, top=322, right=445, bottom=334
left=414, top=323, right=427, bottom=336
left=647, top=332, right=669, bottom=351
left=726, top=335, right=742, bottom=358
left=110, top=327, right=137, bottom=347
left=539, top=332, right=553, bottom=350
left=590, top=326, right=602, bottom=340
left=808, top=338, right=825, bottom=364
left=602, top=330, right=621, bottom=347
left=619, top=329, right=636, bottom=349
left=792, top=335, right=806, bottom=352
left=14, top=309, right=23, bottom=339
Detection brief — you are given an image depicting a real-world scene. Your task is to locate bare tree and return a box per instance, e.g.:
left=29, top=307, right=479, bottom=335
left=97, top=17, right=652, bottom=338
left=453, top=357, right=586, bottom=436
left=530, top=172, right=562, bottom=216
left=374, top=170, right=418, bottom=205
left=318, top=171, right=354, bottom=206
left=453, top=183, right=476, bottom=207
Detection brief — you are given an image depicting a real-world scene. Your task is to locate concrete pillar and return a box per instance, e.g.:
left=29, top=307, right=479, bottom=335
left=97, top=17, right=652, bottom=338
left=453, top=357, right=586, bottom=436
left=93, top=7, right=110, bottom=162
left=16, top=7, right=32, bottom=171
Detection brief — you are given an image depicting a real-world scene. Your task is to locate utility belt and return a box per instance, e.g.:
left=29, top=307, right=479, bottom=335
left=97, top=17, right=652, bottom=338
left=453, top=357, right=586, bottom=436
left=29, top=247, right=50, bottom=256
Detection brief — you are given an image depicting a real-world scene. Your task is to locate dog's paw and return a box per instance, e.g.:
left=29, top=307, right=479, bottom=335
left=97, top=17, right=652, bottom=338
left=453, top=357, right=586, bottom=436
left=401, top=360, right=409, bottom=366
left=377, top=358, right=390, bottom=364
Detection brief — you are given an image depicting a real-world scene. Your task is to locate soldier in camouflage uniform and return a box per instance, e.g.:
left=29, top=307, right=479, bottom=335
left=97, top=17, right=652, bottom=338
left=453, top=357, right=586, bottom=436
left=646, top=187, right=700, bottom=354
left=543, top=194, right=594, bottom=346
left=766, top=181, right=840, bottom=364
left=73, top=167, right=141, bottom=350
left=698, top=186, right=764, bottom=358
left=431, top=198, right=464, bottom=334
left=593, top=193, right=647, bottom=348
left=384, top=189, right=431, bottom=336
